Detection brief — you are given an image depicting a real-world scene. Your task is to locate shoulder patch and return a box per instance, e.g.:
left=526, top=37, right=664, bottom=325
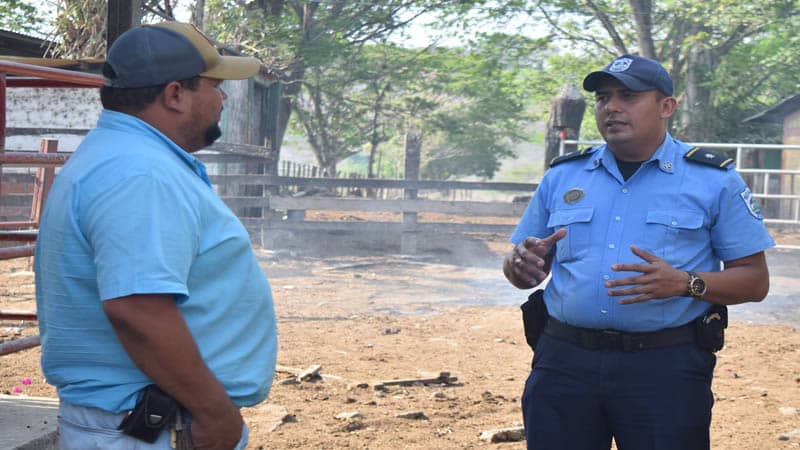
left=549, top=147, right=595, bottom=167
left=684, top=147, right=734, bottom=170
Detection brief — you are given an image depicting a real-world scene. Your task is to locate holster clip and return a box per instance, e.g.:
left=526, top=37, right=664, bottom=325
left=118, top=384, right=179, bottom=443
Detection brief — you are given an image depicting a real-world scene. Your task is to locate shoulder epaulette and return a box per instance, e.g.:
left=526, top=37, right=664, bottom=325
left=549, top=147, right=595, bottom=168
left=683, top=147, right=734, bottom=170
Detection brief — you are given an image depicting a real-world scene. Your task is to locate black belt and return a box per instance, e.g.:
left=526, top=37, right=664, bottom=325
left=543, top=317, right=696, bottom=352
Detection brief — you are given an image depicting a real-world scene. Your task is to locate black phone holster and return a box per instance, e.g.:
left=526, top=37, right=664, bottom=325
left=118, top=384, right=179, bottom=443
left=695, top=304, right=728, bottom=352
left=520, top=289, right=548, bottom=352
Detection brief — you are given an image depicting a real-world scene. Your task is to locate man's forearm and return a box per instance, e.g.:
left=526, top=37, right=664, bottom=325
left=103, top=295, right=239, bottom=422
left=698, top=252, right=770, bottom=305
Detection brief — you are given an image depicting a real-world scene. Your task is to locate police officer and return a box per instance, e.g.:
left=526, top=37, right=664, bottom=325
left=504, top=54, right=774, bottom=450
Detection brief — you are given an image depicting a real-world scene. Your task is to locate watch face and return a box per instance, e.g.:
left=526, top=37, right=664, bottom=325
left=691, top=276, right=706, bottom=296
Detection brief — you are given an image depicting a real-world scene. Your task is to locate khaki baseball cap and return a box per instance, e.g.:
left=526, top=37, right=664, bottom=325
left=103, top=21, right=260, bottom=88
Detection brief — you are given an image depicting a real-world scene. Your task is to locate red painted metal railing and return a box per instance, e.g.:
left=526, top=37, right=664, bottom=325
left=0, top=60, right=103, bottom=356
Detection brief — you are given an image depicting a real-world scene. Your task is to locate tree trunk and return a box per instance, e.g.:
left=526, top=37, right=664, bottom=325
left=680, top=23, right=715, bottom=141
left=628, top=0, right=655, bottom=58
left=545, top=85, right=587, bottom=165
left=191, top=0, right=205, bottom=28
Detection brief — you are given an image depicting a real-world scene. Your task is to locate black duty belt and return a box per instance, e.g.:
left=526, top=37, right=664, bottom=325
left=543, top=317, right=696, bottom=352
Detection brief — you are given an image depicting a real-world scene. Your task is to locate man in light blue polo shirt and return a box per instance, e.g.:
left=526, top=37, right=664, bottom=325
left=35, top=22, right=277, bottom=450
left=504, top=55, right=773, bottom=449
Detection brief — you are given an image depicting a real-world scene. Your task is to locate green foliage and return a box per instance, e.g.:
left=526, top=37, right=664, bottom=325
left=204, top=1, right=548, bottom=179
left=202, top=0, right=800, bottom=181
left=463, top=0, right=800, bottom=143
left=418, top=34, right=545, bottom=179
left=0, top=0, right=44, bottom=35
left=49, top=0, right=107, bottom=58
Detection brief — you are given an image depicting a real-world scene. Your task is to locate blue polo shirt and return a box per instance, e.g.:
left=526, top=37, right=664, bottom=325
left=511, top=133, right=774, bottom=332
left=35, top=110, right=277, bottom=413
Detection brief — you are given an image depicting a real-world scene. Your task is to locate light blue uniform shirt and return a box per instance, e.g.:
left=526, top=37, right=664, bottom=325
left=35, top=110, right=277, bottom=413
left=511, top=133, right=774, bottom=332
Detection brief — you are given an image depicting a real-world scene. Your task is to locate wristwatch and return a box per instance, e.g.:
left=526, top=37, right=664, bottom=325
left=686, top=271, right=707, bottom=298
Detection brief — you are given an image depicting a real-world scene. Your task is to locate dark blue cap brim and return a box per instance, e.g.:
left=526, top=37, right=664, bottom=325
left=583, top=71, right=656, bottom=93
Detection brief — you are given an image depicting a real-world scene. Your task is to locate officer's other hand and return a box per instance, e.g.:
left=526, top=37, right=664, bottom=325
left=605, top=245, right=688, bottom=304
left=507, top=228, right=567, bottom=287
left=189, top=405, right=244, bottom=450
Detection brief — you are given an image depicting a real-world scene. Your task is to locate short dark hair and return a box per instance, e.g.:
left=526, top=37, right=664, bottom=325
left=100, top=76, right=201, bottom=114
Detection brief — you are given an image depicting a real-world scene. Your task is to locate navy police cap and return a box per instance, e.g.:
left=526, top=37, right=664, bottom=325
left=583, top=54, right=673, bottom=97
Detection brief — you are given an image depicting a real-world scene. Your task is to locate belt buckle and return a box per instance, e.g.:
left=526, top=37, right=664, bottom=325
left=600, top=329, right=621, bottom=350
left=622, top=333, right=646, bottom=352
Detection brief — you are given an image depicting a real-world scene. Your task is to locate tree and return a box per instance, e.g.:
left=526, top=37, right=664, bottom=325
left=203, top=0, right=468, bottom=158
left=418, top=33, right=546, bottom=179
left=0, top=0, right=44, bottom=35
left=287, top=32, right=542, bottom=180
left=471, top=0, right=800, bottom=143
left=48, top=0, right=179, bottom=58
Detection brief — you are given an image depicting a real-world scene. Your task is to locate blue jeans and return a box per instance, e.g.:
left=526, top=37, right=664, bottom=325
left=58, top=400, right=248, bottom=450
left=522, top=333, right=715, bottom=450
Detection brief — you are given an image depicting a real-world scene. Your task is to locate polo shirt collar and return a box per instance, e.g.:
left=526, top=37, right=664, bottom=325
left=97, top=110, right=212, bottom=186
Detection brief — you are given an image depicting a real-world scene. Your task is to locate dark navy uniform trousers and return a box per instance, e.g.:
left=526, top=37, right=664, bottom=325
left=522, top=333, right=716, bottom=450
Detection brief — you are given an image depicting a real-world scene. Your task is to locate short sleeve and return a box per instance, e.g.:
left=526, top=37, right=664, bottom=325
left=81, top=175, right=199, bottom=301
left=710, top=171, right=775, bottom=261
left=510, top=174, right=552, bottom=245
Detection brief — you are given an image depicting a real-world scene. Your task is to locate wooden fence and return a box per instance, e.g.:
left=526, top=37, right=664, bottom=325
left=0, top=137, right=536, bottom=255
left=202, top=134, right=537, bottom=253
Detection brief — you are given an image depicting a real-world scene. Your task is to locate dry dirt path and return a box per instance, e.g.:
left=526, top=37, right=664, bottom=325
left=1, top=241, right=799, bottom=449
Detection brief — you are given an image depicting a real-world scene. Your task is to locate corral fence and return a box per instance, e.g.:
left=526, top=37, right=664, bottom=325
left=0, top=60, right=102, bottom=356
left=276, top=159, right=475, bottom=201
left=205, top=134, right=535, bottom=254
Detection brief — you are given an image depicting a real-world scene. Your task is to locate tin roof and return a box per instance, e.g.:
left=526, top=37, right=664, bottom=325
left=743, top=93, right=800, bottom=124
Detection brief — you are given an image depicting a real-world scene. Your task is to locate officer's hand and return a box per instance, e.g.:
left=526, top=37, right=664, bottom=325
left=505, top=228, right=567, bottom=288
left=605, top=245, right=688, bottom=304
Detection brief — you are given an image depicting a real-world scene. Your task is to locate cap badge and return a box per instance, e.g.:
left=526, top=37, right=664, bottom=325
left=563, top=188, right=585, bottom=204
left=609, top=58, right=633, bottom=72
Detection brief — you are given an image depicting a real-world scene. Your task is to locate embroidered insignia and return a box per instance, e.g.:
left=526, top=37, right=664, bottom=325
left=563, top=188, right=585, bottom=204
left=740, top=187, right=763, bottom=220
left=609, top=58, right=633, bottom=72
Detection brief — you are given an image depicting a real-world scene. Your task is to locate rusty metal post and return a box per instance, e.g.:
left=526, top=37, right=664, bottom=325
left=0, top=335, right=40, bottom=356
left=0, top=245, right=35, bottom=259
left=31, top=139, right=59, bottom=225
left=0, top=72, right=6, bottom=151
left=1, top=72, right=6, bottom=204
left=0, top=310, right=37, bottom=320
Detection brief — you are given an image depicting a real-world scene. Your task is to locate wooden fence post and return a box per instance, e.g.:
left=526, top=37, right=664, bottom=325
left=544, top=84, right=586, bottom=165
left=262, top=137, right=280, bottom=248
left=401, top=133, right=421, bottom=254
left=30, top=139, right=58, bottom=225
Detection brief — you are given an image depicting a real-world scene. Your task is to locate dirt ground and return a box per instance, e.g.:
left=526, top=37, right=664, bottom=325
left=2, top=231, right=800, bottom=449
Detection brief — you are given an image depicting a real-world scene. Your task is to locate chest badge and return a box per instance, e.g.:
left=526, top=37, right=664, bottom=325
left=563, top=188, right=585, bottom=204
